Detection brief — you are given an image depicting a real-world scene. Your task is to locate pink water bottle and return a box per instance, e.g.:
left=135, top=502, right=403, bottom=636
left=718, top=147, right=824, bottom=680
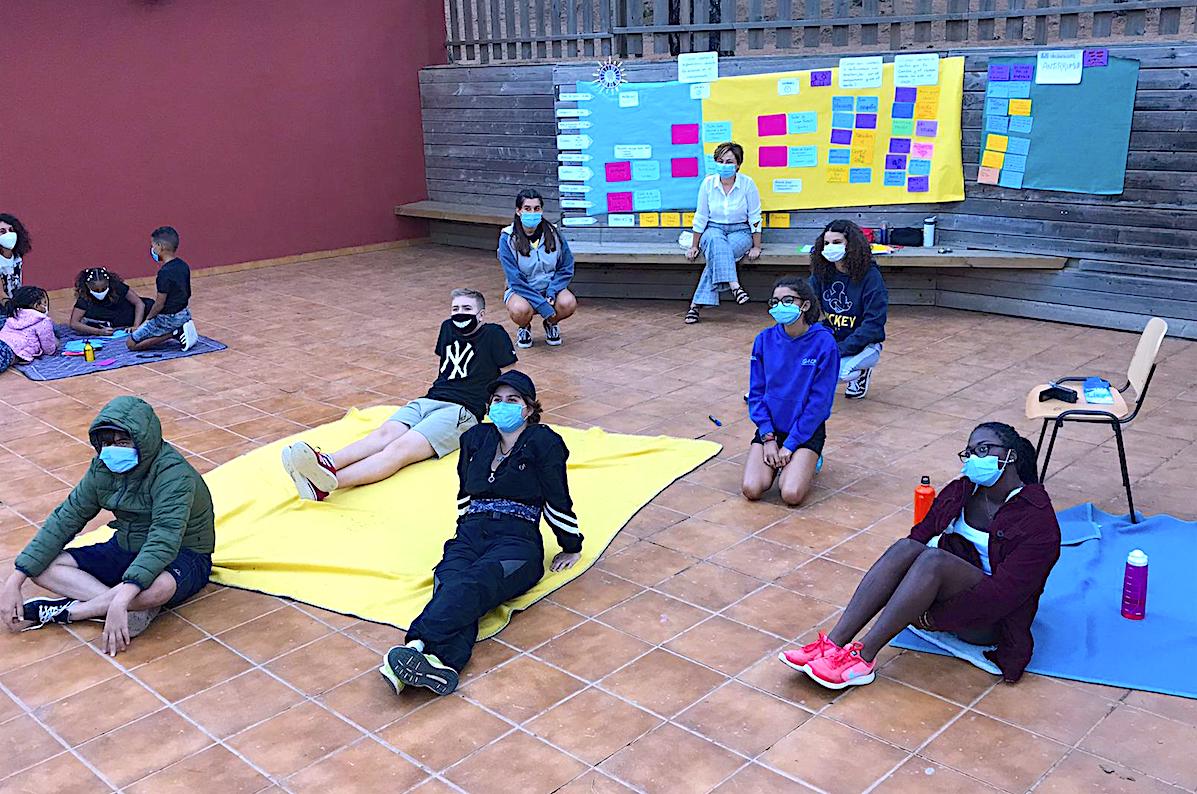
left=1120, top=549, right=1148, bottom=620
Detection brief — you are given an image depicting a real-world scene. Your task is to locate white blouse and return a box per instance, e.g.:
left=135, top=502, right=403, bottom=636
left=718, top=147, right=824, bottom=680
left=691, top=173, right=763, bottom=234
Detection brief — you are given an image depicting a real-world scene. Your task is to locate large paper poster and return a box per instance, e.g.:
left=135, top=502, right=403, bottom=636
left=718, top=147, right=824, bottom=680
left=702, top=57, right=965, bottom=210
left=979, top=52, right=1137, bottom=194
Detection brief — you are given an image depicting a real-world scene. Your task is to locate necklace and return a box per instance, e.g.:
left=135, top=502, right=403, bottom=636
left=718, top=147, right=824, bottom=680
left=488, top=439, right=513, bottom=483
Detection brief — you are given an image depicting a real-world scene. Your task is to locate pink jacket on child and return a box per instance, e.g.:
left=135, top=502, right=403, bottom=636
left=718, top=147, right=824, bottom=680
left=0, top=309, right=58, bottom=361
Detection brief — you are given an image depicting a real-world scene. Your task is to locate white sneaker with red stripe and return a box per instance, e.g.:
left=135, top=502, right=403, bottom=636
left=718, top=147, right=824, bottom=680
left=281, top=443, right=334, bottom=501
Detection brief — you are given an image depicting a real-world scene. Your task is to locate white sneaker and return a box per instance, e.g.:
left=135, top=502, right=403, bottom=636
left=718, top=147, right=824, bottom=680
left=845, top=368, right=873, bottom=400
left=180, top=320, right=199, bottom=351
left=516, top=326, right=533, bottom=349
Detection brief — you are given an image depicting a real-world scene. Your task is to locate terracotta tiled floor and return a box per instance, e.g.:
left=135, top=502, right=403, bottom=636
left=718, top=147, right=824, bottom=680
left=2, top=244, right=1196, bottom=793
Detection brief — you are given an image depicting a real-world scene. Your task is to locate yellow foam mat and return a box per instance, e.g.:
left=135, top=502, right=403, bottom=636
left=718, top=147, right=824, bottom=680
left=79, top=407, right=720, bottom=639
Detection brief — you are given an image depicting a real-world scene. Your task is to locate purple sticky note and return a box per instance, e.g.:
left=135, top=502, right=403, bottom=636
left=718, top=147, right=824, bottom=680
left=830, top=128, right=854, bottom=145
left=894, top=87, right=917, bottom=103
left=907, top=175, right=930, bottom=193
left=915, top=120, right=938, bottom=137
left=1084, top=48, right=1109, bottom=67
left=854, top=113, right=878, bottom=130
left=811, top=70, right=832, bottom=87
left=885, top=154, right=908, bottom=171
left=1011, top=63, right=1034, bottom=81
left=988, top=64, right=1011, bottom=81
left=889, top=138, right=912, bottom=154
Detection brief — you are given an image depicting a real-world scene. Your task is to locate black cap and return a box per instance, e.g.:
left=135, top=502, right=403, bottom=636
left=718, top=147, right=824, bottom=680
left=488, top=369, right=537, bottom=402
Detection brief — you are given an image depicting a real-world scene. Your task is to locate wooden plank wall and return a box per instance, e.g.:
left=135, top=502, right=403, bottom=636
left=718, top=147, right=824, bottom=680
left=419, top=42, right=1197, bottom=338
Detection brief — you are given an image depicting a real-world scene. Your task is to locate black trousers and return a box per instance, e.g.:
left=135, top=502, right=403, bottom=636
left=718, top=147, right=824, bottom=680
left=407, top=513, right=544, bottom=671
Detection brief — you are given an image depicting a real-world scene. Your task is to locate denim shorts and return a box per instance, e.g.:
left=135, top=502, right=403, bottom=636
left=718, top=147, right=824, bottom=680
left=131, top=308, right=191, bottom=343
left=67, top=535, right=212, bottom=607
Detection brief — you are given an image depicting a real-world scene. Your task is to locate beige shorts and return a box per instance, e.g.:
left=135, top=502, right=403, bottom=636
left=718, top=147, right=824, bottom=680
left=389, top=398, right=478, bottom=458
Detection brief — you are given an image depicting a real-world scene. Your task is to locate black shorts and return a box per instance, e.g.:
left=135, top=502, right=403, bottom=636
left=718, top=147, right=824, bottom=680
left=751, top=422, right=827, bottom=455
left=67, top=536, right=212, bottom=608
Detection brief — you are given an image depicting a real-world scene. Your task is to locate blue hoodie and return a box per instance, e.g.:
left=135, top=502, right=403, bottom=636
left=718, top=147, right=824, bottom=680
left=808, top=262, right=888, bottom=357
left=497, top=223, right=575, bottom=320
left=748, top=322, right=840, bottom=451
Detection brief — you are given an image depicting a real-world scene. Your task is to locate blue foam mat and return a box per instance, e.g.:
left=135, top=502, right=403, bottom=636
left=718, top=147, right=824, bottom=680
left=893, top=504, right=1197, bottom=699
left=13, top=324, right=226, bottom=381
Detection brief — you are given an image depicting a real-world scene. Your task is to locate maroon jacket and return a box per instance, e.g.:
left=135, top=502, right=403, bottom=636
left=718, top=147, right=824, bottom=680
left=908, top=477, right=1061, bottom=682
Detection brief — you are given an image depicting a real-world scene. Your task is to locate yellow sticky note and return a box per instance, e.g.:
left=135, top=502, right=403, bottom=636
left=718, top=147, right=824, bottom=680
left=854, top=130, right=877, bottom=147
left=660, top=212, right=681, bottom=228
left=914, top=100, right=937, bottom=120
left=850, top=147, right=875, bottom=166
left=1009, top=99, right=1032, bottom=116
left=986, top=134, right=1009, bottom=152
left=682, top=212, right=695, bottom=228
left=769, top=213, right=791, bottom=228
left=639, top=213, right=659, bottom=227
left=981, top=150, right=1006, bottom=169
left=918, top=85, right=941, bottom=104
left=827, top=167, right=849, bottom=184
left=977, top=166, right=1000, bottom=185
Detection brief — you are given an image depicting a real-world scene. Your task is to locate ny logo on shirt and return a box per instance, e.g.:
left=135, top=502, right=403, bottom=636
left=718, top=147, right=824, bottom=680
left=441, top=340, right=476, bottom=380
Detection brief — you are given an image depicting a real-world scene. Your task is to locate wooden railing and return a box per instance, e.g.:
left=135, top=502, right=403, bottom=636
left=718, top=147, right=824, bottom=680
left=442, top=0, right=1197, bottom=63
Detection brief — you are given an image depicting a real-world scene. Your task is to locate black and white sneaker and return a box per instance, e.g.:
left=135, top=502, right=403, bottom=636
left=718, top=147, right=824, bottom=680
left=384, top=643, right=460, bottom=696
left=543, top=320, right=562, bottom=346
left=516, top=326, right=533, bottom=349
left=21, top=597, right=75, bottom=630
left=845, top=368, right=873, bottom=400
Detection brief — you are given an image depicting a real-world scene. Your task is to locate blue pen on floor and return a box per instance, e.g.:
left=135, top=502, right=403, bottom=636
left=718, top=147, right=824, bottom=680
left=708, top=415, right=722, bottom=427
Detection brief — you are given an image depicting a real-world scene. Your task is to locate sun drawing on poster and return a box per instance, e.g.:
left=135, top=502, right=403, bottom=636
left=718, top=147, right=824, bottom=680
left=593, top=57, right=626, bottom=93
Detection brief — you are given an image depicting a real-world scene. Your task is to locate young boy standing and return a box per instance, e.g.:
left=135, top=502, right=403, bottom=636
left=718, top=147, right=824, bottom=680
left=127, top=225, right=199, bottom=352
left=282, top=288, right=518, bottom=501
left=1, top=397, right=215, bottom=655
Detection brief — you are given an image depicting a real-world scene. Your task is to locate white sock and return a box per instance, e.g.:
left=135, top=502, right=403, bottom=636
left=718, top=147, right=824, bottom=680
left=407, top=639, right=425, bottom=652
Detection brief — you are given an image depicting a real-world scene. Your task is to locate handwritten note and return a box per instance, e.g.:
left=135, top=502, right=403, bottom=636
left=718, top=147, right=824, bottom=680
left=605, top=162, right=631, bottom=182
left=908, top=158, right=932, bottom=176
left=1007, top=81, right=1031, bottom=98
left=884, top=170, right=906, bottom=187
left=891, top=119, right=914, bottom=136
left=1008, top=116, right=1033, bottom=135
left=856, top=96, right=879, bottom=113
left=639, top=212, right=659, bottom=227
left=690, top=82, right=711, bottom=100
left=631, top=161, right=660, bottom=181
left=977, top=166, right=1000, bottom=185
left=832, top=111, right=856, bottom=130
left=678, top=51, right=719, bottom=83
left=894, top=53, right=941, bottom=86
left=1008, top=99, right=1032, bottom=116
left=889, top=138, right=912, bottom=154
left=894, top=87, right=917, bottom=103
left=618, top=92, right=639, bottom=108
left=832, top=96, right=855, bottom=112
left=702, top=121, right=732, bottom=142
left=607, top=214, right=634, bottom=227
left=787, top=146, right=819, bottom=168
left=912, top=142, right=934, bottom=159
left=661, top=212, right=681, bottom=227
left=915, top=120, right=938, bottom=137
left=986, top=115, right=1010, bottom=134
left=838, top=56, right=883, bottom=89
left=884, top=154, right=908, bottom=171
left=827, top=167, right=849, bottom=184
left=988, top=82, right=1010, bottom=98
left=634, top=190, right=662, bottom=211
left=1036, top=50, right=1083, bottom=84
left=988, top=64, right=1011, bottom=81
left=986, top=134, right=1009, bottom=152
left=907, top=176, right=929, bottom=193
left=769, top=213, right=792, bottom=228
left=981, top=150, right=1006, bottom=169
left=778, top=78, right=801, bottom=96
left=892, top=102, right=915, bottom=119
left=1083, top=48, right=1109, bottom=67
left=1012, top=63, right=1035, bottom=81
left=828, top=148, right=851, bottom=165
left=787, top=112, right=819, bottom=134
left=999, top=170, right=1024, bottom=189
left=1003, top=153, right=1028, bottom=173
left=1007, top=136, right=1031, bottom=155
left=850, top=147, right=874, bottom=166
left=849, top=167, right=873, bottom=184
left=773, top=179, right=804, bottom=193
left=613, top=144, right=651, bottom=159
left=855, top=113, right=878, bottom=130
left=831, top=128, right=853, bottom=146
left=607, top=193, right=633, bottom=213
left=810, top=70, right=832, bottom=87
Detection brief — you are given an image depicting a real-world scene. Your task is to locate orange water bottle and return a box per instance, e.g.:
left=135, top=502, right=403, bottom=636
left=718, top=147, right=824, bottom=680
left=914, top=476, right=936, bottom=524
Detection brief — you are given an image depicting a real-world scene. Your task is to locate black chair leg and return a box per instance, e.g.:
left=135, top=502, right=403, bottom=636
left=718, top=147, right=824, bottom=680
left=1040, top=419, right=1062, bottom=482
left=1111, top=421, right=1138, bottom=524
left=1036, top=419, right=1048, bottom=456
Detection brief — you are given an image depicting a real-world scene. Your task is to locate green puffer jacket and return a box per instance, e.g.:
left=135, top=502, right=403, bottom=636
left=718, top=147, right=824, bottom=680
left=15, top=396, right=215, bottom=590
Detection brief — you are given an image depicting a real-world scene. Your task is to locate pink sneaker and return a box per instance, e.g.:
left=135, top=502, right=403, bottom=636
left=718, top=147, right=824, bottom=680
left=805, top=642, right=876, bottom=689
left=288, top=442, right=338, bottom=494
left=778, top=632, right=841, bottom=672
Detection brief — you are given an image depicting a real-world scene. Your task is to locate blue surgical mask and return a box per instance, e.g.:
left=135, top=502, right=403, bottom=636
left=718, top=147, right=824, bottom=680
left=960, top=453, right=1009, bottom=488
left=769, top=304, right=802, bottom=325
left=100, top=446, right=139, bottom=473
left=150, top=246, right=160, bottom=263
left=520, top=212, right=542, bottom=229
left=488, top=401, right=526, bottom=433
left=715, top=162, right=737, bottom=179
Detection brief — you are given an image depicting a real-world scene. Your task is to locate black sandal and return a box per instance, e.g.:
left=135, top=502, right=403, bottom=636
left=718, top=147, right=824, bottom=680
left=684, top=306, right=701, bottom=324
left=731, top=287, right=750, bottom=305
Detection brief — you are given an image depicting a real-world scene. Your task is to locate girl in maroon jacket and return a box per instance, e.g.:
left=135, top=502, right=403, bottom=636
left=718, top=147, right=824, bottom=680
left=780, top=421, right=1060, bottom=688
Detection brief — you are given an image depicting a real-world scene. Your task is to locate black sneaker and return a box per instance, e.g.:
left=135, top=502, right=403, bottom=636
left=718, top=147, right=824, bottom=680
left=845, top=368, right=873, bottom=400
left=22, top=597, right=75, bottom=629
left=384, top=644, right=460, bottom=695
left=543, top=320, right=562, bottom=346
left=516, top=326, right=533, bottom=349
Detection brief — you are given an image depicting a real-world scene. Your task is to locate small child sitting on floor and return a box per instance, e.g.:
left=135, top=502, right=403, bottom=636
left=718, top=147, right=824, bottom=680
left=127, top=226, right=199, bottom=352
left=0, top=286, right=57, bottom=374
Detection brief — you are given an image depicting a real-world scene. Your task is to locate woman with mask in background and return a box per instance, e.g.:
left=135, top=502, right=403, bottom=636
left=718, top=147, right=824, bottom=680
left=808, top=220, right=888, bottom=399
left=684, top=141, right=763, bottom=324
left=779, top=422, right=1059, bottom=689
left=0, top=214, right=32, bottom=329
left=499, top=189, right=577, bottom=350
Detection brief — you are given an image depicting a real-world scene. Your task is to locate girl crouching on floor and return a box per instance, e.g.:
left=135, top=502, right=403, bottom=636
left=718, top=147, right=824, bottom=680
left=743, top=277, right=839, bottom=507
left=0, top=287, right=56, bottom=374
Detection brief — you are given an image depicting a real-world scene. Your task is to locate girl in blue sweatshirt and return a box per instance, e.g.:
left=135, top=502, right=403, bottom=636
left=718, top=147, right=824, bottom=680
left=808, top=220, right=889, bottom=400
left=498, top=189, right=577, bottom=350
left=743, top=277, right=840, bottom=507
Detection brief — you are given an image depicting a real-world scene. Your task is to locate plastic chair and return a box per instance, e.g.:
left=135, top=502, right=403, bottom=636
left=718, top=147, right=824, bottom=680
left=1024, top=317, right=1168, bottom=524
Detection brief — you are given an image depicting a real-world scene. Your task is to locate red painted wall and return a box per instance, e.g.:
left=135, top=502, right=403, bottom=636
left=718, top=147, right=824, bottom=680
left=5, top=0, right=444, bottom=290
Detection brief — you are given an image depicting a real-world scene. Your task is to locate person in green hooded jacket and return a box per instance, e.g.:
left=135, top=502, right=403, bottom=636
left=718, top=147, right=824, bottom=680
left=1, top=396, right=215, bottom=656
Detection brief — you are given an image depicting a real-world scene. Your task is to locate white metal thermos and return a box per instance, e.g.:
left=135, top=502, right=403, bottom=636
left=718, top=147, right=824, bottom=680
left=923, top=216, right=937, bottom=247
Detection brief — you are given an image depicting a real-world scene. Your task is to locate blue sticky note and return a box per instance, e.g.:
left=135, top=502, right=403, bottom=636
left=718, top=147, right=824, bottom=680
left=832, top=96, right=855, bottom=111
left=1007, top=136, right=1031, bottom=155
left=1003, top=153, right=1028, bottom=173
left=883, top=170, right=906, bottom=187
left=787, top=146, right=819, bottom=168
left=633, top=189, right=661, bottom=211
left=998, top=170, right=1024, bottom=189
left=891, top=119, right=914, bottom=136
left=1008, top=81, right=1032, bottom=99
left=987, top=82, right=1011, bottom=98
left=832, top=111, right=856, bottom=130
left=892, top=102, right=915, bottom=119
left=856, top=96, right=879, bottom=113
left=985, top=97, right=1008, bottom=117
left=631, top=161, right=660, bottom=181
left=986, top=115, right=1009, bottom=134
left=787, top=112, right=818, bottom=134
left=702, top=121, right=732, bottom=141
left=849, top=167, right=872, bottom=184
left=1008, top=116, right=1033, bottom=135
left=908, top=158, right=932, bottom=176
left=828, top=148, right=851, bottom=165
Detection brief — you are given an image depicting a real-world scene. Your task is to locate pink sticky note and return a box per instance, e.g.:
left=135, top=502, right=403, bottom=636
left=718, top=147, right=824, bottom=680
left=605, top=161, right=632, bottom=182
left=671, top=157, right=700, bottom=178
left=671, top=124, right=700, bottom=145
left=758, top=114, right=788, bottom=137
left=912, top=142, right=934, bottom=159
left=977, top=166, right=1000, bottom=185
left=758, top=146, right=788, bottom=167
left=607, top=192, right=633, bottom=213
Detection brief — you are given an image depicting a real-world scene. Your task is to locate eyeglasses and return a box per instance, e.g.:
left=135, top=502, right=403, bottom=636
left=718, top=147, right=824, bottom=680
left=957, top=443, right=1007, bottom=461
left=767, top=296, right=802, bottom=308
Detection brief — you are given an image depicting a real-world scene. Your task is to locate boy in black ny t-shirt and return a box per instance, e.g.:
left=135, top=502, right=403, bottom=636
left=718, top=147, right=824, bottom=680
left=127, top=226, right=199, bottom=352
left=281, top=288, right=518, bottom=501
